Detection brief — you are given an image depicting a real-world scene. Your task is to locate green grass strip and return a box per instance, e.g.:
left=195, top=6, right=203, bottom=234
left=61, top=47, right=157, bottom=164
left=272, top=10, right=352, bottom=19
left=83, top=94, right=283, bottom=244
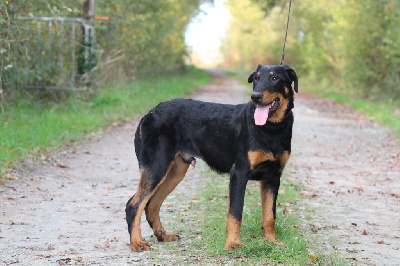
left=0, top=66, right=210, bottom=177
left=187, top=172, right=345, bottom=265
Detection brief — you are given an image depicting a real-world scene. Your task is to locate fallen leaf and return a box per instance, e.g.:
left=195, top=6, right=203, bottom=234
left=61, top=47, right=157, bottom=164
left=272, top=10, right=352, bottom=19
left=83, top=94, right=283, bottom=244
left=310, top=254, right=318, bottom=261
left=329, top=181, right=335, bottom=184
left=283, top=208, right=292, bottom=216
left=192, top=197, right=200, bottom=200
left=300, top=191, right=313, bottom=196
left=6, top=258, right=19, bottom=264
left=166, top=204, right=173, bottom=208
left=377, top=240, right=384, bottom=244
left=351, top=223, right=357, bottom=226
left=362, top=230, right=369, bottom=235
left=107, top=187, right=114, bottom=190
left=57, top=163, right=68, bottom=168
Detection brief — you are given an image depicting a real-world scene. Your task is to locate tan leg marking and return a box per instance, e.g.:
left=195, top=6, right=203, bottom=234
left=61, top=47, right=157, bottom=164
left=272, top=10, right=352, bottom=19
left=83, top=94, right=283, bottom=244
left=248, top=150, right=276, bottom=169
left=279, top=151, right=290, bottom=171
left=260, top=180, right=277, bottom=241
left=146, top=155, right=189, bottom=242
left=129, top=162, right=175, bottom=251
left=225, top=213, right=243, bottom=250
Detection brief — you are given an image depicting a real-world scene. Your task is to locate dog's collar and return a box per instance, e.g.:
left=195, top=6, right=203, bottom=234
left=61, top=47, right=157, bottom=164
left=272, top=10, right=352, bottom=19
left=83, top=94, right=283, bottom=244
left=285, top=110, right=292, bottom=119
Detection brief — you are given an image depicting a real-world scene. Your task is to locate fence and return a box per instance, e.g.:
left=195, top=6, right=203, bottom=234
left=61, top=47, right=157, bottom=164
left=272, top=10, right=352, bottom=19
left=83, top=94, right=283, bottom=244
left=16, top=16, right=96, bottom=91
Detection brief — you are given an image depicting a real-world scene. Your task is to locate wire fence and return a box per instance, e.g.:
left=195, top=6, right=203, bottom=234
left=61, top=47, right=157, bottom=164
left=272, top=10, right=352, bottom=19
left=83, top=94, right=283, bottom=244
left=16, top=16, right=96, bottom=91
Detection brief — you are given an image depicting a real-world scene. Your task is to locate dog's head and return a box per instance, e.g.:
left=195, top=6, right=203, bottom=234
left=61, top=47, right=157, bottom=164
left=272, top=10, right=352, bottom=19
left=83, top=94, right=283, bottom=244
left=248, top=64, right=298, bottom=125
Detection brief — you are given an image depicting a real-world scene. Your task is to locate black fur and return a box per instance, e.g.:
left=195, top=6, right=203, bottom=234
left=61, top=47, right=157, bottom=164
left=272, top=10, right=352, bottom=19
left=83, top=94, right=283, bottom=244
left=126, top=64, right=298, bottom=249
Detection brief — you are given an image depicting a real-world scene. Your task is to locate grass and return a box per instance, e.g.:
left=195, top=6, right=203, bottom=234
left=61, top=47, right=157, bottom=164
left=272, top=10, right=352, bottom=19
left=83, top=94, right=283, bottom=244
left=0, top=66, right=211, bottom=178
left=183, top=167, right=345, bottom=265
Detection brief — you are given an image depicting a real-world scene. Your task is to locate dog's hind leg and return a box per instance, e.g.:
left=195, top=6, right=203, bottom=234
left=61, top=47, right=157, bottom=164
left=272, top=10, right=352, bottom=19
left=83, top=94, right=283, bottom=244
left=126, top=157, right=176, bottom=252
left=145, top=154, right=189, bottom=242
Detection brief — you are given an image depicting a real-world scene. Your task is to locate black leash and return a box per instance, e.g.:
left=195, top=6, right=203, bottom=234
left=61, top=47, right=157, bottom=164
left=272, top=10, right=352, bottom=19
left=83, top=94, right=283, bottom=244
left=279, top=0, right=292, bottom=65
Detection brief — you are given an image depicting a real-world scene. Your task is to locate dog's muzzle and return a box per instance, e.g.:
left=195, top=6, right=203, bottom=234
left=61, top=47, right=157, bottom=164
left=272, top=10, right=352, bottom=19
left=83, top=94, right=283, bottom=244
left=251, top=93, right=263, bottom=103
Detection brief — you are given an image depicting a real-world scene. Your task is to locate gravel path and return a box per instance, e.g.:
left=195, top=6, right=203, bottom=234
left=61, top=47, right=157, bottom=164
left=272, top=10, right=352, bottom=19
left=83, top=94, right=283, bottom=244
left=1, top=70, right=399, bottom=265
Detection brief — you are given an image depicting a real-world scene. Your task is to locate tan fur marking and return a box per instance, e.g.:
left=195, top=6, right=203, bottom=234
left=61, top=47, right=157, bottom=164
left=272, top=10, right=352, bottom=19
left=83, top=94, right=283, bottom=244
left=146, top=155, right=189, bottom=242
left=284, top=86, right=289, bottom=95
left=261, top=91, right=289, bottom=123
left=225, top=213, right=242, bottom=249
left=279, top=151, right=290, bottom=171
left=260, top=180, right=277, bottom=241
left=248, top=150, right=276, bottom=169
left=130, top=162, right=175, bottom=247
left=270, top=71, right=274, bottom=75
left=257, top=71, right=260, bottom=75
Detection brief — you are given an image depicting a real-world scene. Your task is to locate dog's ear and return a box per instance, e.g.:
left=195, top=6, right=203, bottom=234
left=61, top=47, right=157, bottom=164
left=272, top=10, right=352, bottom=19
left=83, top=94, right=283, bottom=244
left=248, top=64, right=263, bottom=83
left=248, top=72, right=256, bottom=83
left=282, top=64, right=298, bottom=93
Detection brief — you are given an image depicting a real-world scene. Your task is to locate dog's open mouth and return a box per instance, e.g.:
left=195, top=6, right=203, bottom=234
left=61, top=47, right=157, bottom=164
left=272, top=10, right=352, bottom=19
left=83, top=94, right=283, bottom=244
left=254, top=98, right=280, bottom=126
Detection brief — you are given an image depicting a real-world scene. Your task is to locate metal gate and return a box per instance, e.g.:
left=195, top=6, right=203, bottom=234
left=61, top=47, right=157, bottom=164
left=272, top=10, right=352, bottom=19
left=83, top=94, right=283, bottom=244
left=16, top=16, right=96, bottom=91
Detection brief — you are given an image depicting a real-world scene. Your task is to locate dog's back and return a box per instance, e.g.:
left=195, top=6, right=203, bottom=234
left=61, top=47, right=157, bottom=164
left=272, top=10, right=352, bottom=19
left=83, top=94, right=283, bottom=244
left=135, top=98, right=249, bottom=173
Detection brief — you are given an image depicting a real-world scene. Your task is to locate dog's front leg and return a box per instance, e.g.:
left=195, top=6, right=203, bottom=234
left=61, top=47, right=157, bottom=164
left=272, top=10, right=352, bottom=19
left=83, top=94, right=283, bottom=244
left=225, top=169, right=248, bottom=250
left=260, top=177, right=286, bottom=246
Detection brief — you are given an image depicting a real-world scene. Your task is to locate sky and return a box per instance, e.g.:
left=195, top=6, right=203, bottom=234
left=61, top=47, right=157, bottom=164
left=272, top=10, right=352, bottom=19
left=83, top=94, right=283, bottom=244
left=185, top=0, right=231, bottom=66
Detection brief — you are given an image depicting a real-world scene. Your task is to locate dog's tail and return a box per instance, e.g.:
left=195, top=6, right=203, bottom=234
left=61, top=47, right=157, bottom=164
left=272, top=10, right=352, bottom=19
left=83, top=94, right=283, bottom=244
left=134, top=112, right=157, bottom=168
left=134, top=116, right=145, bottom=166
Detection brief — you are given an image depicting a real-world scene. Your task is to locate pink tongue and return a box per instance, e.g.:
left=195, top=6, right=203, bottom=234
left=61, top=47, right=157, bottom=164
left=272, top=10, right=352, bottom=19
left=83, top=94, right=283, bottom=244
left=254, top=104, right=271, bottom=126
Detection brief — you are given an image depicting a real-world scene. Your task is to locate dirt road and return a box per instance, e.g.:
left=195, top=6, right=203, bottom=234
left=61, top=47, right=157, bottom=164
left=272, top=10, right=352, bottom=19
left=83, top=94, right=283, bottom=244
left=1, top=70, right=399, bottom=265
left=292, top=92, right=400, bottom=265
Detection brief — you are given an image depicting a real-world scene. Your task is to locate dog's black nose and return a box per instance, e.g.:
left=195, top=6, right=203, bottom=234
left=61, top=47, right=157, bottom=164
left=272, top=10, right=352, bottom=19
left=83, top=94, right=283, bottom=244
left=251, top=93, right=263, bottom=103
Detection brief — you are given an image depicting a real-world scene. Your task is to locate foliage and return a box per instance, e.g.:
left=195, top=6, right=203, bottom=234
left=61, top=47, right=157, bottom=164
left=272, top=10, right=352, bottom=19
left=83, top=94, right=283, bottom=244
left=223, top=0, right=400, bottom=99
left=0, top=0, right=206, bottom=105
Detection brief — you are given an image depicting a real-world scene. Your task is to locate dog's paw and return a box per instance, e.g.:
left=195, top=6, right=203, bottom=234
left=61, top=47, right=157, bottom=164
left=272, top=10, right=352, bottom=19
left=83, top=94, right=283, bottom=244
left=155, top=230, right=180, bottom=242
left=225, top=241, right=246, bottom=250
left=129, top=240, right=151, bottom=252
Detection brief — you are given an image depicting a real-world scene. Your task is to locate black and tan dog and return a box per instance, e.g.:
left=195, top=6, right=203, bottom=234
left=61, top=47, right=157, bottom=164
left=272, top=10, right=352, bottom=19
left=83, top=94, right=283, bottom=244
left=125, top=64, right=298, bottom=251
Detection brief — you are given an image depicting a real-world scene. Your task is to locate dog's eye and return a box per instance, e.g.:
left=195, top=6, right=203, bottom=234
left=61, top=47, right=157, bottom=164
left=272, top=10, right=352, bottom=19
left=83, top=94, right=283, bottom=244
left=271, top=76, right=278, bottom=81
left=254, top=75, right=259, bottom=81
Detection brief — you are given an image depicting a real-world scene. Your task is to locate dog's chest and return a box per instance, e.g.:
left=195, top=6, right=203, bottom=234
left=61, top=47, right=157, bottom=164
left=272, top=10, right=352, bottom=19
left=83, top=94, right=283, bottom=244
left=247, top=150, right=289, bottom=170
